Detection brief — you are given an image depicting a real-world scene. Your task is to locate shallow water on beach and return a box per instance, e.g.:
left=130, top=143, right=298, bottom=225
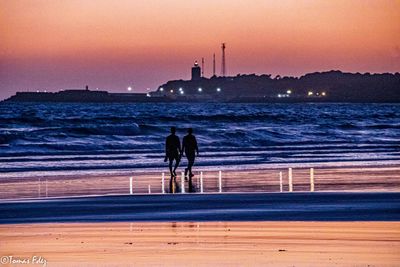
left=0, top=102, right=399, bottom=178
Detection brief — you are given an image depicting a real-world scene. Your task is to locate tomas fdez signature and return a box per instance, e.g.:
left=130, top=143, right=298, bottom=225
left=1, top=255, right=47, bottom=266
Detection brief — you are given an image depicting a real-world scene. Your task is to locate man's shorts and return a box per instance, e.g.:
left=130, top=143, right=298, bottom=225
left=167, top=152, right=180, bottom=162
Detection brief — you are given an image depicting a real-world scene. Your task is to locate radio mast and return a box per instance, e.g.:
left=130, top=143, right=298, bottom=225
left=221, top=43, right=226, bottom=77
left=213, top=53, right=216, bottom=76
left=201, top=57, right=204, bottom=77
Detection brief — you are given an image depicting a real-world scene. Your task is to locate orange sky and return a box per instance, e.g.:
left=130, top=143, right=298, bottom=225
left=1, top=0, right=399, bottom=98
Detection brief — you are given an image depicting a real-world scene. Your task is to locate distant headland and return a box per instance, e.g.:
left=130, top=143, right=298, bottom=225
left=3, top=68, right=400, bottom=103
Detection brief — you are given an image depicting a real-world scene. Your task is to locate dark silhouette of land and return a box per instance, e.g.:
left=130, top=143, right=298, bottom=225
left=154, top=70, right=400, bottom=102
left=3, top=70, right=400, bottom=103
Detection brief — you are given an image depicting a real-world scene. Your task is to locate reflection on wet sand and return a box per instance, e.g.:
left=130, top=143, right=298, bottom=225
left=169, top=177, right=178, bottom=194
left=1, top=165, right=399, bottom=199
left=169, top=176, right=196, bottom=194
left=188, top=176, right=196, bottom=193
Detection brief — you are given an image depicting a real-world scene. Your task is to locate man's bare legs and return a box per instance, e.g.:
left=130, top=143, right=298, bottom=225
left=169, top=156, right=180, bottom=177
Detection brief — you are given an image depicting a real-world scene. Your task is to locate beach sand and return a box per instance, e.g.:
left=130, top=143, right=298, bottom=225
left=2, top=165, right=399, bottom=266
left=1, top=221, right=399, bottom=266
left=1, top=164, right=400, bottom=200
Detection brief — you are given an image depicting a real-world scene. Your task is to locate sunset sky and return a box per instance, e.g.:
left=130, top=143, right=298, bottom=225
left=1, top=0, right=399, bottom=99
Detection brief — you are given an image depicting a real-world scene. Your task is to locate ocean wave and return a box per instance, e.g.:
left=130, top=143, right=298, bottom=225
left=0, top=124, right=143, bottom=144
left=66, top=124, right=141, bottom=136
left=0, top=132, right=24, bottom=144
left=366, top=124, right=400, bottom=130
left=0, top=102, right=399, bottom=176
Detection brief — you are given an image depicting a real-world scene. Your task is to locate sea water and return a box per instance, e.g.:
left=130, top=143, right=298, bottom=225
left=0, top=102, right=399, bottom=178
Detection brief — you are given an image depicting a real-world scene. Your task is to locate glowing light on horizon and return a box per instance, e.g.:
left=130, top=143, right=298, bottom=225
left=160, top=87, right=164, bottom=92
left=216, top=88, right=221, bottom=92
left=127, top=86, right=132, bottom=91
left=287, top=90, right=292, bottom=94
left=322, top=92, right=326, bottom=96
left=308, top=91, right=313, bottom=96
left=198, top=88, right=202, bottom=92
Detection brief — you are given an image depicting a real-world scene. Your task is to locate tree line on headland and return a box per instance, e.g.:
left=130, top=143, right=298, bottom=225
left=155, top=70, right=400, bottom=102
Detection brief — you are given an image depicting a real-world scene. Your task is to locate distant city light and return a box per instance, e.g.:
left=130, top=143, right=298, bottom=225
left=308, top=91, right=313, bottom=96
left=321, top=92, right=326, bottom=96
left=278, top=93, right=291, bottom=98
left=216, top=88, right=221, bottom=92
left=180, top=91, right=184, bottom=95
left=160, top=87, right=164, bottom=92
left=170, top=89, right=174, bottom=93
left=179, top=87, right=183, bottom=91
left=198, top=88, right=202, bottom=92
left=146, top=93, right=151, bottom=97
left=127, top=86, right=132, bottom=91
left=287, top=90, right=292, bottom=94
left=36, top=90, right=39, bottom=93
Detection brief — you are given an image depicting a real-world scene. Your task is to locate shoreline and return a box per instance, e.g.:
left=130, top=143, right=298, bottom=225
left=2, top=159, right=400, bottom=179
left=1, top=164, right=399, bottom=200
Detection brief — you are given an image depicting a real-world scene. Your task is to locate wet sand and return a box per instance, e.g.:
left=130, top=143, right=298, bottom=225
left=1, top=164, right=400, bottom=200
left=1, top=221, right=399, bottom=266
left=2, top=192, right=400, bottom=223
left=2, top=165, right=399, bottom=266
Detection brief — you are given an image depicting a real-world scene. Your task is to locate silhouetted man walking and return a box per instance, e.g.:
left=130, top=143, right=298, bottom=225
left=182, top=128, right=199, bottom=178
left=165, top=127, right=181, bottom=177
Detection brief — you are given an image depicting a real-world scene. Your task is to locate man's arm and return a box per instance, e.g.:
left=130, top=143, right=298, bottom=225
left=177, top=137, right=182, bottom=155
left=194, top=136, right=199, bottom=155
left=165, top=137, right=169, bottom=156
left=164, top=137, right=169, bottom=162
left=181, top=137, right=185, bottom=156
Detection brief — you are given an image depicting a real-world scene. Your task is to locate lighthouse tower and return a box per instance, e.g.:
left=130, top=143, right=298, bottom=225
left=191, top=61, right=201, bottom=80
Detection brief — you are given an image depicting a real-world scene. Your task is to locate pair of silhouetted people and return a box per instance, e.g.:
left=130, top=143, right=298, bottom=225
left=164, top=127, right=199, bottom=179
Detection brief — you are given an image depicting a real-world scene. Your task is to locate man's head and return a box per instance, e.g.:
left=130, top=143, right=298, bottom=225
left=170, top=127, right=176, bottom=134
left=187, top=128, right=193, bottom=134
